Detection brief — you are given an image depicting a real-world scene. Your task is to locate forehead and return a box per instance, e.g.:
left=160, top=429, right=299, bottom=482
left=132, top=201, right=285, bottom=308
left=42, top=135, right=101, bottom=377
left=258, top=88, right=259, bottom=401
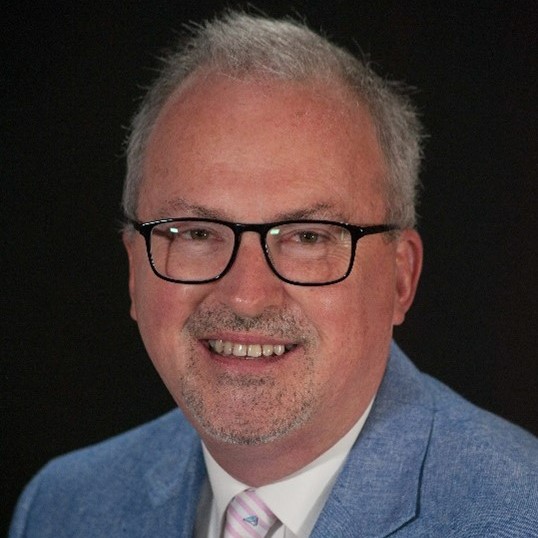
left=139, top=73, right=387, bottom=222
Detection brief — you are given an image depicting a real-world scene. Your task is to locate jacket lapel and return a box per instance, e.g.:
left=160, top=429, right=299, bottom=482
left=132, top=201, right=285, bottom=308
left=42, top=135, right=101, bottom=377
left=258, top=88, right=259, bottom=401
left=312, top=344, right=434, bottom=538
left=120, top=413, right=207, bottom=537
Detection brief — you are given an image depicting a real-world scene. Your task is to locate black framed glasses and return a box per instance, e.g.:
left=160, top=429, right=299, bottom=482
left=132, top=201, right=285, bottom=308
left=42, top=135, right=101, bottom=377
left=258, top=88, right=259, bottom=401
left=130, top=218, right=398, bottom=286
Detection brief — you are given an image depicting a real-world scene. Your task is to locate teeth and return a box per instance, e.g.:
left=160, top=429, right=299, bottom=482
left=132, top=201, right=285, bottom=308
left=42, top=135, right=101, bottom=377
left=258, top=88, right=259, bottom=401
left=208, top=340, right=293, bottom=359
left=248, top=344, right=262, bottom=358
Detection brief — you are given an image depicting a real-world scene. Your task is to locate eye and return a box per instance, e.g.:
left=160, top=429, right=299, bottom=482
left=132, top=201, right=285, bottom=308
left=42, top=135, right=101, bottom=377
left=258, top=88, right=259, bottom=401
left=270, top=224, right=340, bottom=247
left=293, top=227, right=336, bottom=244
left=298, top=230, right=321, bottom=243
left=185, top=228, right=210, bottom=240
left=163, top=224, right=217, bottom=242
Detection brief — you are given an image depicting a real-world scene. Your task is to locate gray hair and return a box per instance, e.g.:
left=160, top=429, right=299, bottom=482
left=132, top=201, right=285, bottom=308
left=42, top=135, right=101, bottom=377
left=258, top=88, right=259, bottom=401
left=123, top=11, right=424, bottom=228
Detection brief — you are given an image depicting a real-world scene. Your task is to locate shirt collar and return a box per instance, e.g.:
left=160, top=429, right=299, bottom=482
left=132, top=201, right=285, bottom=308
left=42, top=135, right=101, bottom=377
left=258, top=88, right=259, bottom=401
left=202, top=398, right=374, bottom=537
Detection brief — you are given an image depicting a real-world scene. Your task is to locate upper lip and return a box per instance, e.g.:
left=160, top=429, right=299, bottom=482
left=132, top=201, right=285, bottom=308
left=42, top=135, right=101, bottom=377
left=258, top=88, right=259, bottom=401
left=200, top=333, right=296, bottom=346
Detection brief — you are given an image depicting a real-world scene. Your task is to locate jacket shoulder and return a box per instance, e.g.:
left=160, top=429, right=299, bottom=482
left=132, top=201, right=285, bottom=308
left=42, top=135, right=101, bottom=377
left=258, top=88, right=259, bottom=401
left=387, top=344, right=537, bottom=465
left=424, top=371, right=538, bottom=467
left=376, top=345, right=538, bottom=536
left=9, top=410, right=203, bottom=538
left=418, top=368, right=538, bottom=534
left=37, top=409, right=196, bottom=484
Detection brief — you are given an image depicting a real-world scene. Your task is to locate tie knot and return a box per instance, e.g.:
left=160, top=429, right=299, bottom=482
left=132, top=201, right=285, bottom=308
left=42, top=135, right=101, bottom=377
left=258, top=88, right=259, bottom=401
left=223, top=489, right=277, bottom=537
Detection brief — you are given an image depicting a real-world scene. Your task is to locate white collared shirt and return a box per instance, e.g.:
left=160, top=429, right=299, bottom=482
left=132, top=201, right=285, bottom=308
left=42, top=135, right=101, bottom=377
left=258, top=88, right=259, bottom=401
left=195, top=399, right=374, bottom=537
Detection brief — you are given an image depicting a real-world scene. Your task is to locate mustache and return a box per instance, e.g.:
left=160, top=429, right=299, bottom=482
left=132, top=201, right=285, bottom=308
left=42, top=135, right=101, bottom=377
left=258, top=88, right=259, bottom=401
left=184, top=306, right=312, bottom=342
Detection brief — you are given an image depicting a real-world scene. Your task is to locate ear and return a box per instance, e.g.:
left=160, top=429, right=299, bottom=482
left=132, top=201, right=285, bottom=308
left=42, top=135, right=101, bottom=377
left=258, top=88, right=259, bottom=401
left=122, top=231, right=138, bottom=321
left=392, top=229, right=423, bottom=326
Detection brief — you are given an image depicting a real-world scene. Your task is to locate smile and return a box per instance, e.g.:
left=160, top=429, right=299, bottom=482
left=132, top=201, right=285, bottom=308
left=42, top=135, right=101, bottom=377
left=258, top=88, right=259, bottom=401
left=207, top=339, right=296, bottom=359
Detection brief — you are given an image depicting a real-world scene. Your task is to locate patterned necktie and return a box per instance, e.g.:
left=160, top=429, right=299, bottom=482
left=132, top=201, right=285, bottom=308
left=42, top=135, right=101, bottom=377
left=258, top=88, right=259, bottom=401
left=223, top=488, right=277, bottom=537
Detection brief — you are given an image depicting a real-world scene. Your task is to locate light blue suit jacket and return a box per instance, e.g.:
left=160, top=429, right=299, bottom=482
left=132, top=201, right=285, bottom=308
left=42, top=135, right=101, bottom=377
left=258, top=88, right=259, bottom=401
left=10, top=344, right=538, bottom=537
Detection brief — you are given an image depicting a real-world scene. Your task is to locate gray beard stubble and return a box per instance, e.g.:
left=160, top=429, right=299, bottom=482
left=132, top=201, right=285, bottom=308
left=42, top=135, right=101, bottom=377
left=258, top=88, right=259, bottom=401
left=180, top=306, right=318, bottom=445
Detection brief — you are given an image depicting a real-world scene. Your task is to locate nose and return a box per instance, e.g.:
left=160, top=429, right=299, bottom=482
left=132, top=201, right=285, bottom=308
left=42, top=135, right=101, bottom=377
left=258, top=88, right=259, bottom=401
left=212, top=232, right=287, bottom=317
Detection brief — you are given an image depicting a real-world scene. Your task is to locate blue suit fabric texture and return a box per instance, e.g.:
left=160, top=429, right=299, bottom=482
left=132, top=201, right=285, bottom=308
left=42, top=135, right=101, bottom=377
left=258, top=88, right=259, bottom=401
left=9, top=343, right=538, bottom=537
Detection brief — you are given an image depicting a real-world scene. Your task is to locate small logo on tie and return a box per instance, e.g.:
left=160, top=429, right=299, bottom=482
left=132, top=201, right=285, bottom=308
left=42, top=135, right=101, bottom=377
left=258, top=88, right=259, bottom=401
left=243, top=515, right=259, bottom=526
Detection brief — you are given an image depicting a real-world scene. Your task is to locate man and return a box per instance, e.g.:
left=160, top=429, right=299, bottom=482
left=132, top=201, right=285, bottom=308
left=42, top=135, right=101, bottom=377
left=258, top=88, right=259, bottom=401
left=10, top=12, right=537, bottom=538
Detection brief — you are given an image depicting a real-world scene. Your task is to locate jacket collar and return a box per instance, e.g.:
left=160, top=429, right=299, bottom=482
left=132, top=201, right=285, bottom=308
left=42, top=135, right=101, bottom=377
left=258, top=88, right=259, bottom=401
left=312, top=343, right=434, bottom=538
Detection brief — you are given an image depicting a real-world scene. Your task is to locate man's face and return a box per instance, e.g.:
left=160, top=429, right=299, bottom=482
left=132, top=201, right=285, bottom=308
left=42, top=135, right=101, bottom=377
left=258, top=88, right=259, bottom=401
left=124, top=74, right=421, bottom=452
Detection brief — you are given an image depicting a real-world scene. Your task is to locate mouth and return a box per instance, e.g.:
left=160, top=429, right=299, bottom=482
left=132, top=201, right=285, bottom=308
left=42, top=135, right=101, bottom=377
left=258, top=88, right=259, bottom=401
left=206, top=339, right=297, bottom=359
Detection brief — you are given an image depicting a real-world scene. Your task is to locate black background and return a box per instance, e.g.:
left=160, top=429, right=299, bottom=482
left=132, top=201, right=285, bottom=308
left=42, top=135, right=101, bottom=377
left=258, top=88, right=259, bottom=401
left=2, top=1, right=536, bottom=534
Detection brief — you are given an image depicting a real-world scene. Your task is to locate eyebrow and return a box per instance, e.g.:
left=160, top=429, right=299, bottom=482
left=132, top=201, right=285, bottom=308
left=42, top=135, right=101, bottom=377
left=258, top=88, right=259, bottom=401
left=275, top=203, right=342, bottom=221
left=155, top=198, right=346, bottom=223
left=156, top=198, right=224, bottom=219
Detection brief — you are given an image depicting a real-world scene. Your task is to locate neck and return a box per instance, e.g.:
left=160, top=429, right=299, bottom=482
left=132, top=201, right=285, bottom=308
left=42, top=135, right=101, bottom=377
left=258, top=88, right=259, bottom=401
left=201, top=403, right=370, bottom=486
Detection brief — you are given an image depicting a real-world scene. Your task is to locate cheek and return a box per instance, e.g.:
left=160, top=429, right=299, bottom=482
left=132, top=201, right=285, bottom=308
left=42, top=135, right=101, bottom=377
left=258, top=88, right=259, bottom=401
left=295, top=249, right=397, bottom=357
left=302, top=273, right=394, bottom=334
left=131, top=265, right=205, bottom=357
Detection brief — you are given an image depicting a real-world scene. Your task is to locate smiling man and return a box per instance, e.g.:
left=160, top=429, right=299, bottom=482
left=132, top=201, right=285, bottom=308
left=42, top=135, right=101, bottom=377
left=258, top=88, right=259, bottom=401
left=10, top=12, right=538, bottom=538
left=126, top=73, right=419, bottom=477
